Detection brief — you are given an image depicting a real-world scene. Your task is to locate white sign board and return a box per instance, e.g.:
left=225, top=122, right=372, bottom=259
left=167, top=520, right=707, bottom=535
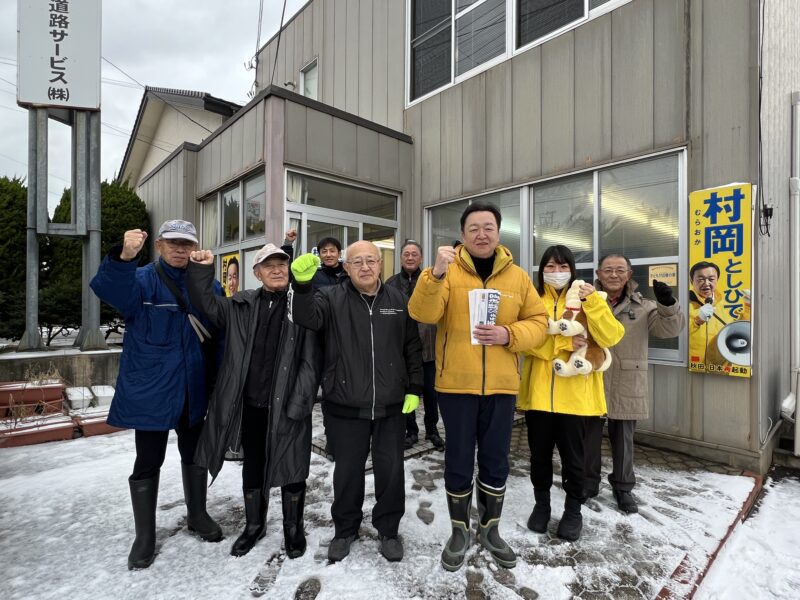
left=17, top=0, right=102, bottom=110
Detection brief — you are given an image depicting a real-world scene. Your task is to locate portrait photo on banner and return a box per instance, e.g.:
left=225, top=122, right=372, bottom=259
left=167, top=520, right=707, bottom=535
left=221, top=252, right=241, bottom=297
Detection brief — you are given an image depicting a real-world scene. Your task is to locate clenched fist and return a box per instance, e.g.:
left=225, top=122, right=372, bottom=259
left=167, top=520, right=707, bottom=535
left=121, top=229, right=148, bottom=261
left=432, top=246, right=458, bottom=278
left=190, top=249, right=215, bottom=265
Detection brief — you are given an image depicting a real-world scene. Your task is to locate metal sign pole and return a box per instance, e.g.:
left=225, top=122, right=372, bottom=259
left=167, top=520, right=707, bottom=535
left=18, top=109, right=46, bottom=351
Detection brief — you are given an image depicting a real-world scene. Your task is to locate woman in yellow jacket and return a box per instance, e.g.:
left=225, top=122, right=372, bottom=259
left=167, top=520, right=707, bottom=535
left=518, top=245, right=624, bottom=541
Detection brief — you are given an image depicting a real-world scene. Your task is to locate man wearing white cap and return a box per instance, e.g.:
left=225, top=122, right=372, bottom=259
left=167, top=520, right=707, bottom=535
left=90, top=220, right=224, bottom=570
left=187, top=242, right=321, bottom=560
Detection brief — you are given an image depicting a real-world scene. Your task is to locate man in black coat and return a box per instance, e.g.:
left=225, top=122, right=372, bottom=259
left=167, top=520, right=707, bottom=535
left=385, top=239, right=443, bottom=451
left=187, top=242, right=321, bottom=559
left=290, top=241, right=424, bottom=563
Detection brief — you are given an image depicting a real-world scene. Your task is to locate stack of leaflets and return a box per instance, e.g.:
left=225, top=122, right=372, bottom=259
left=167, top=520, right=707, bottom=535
left=468, top=289, right=501, bottom=345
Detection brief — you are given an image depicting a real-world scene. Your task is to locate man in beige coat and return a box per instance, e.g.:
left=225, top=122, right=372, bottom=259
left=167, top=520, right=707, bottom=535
left=586, top=254, right=684, bottom=513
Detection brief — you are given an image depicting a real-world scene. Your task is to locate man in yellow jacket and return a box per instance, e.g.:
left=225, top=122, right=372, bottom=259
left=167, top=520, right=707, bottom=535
left=408, top=202, right=548, bottom=572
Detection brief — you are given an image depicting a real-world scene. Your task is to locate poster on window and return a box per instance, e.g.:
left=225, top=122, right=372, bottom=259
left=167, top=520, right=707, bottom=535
left=688, top=183, right=752, bottom=377
left=221, top=252, right=240, bottom=297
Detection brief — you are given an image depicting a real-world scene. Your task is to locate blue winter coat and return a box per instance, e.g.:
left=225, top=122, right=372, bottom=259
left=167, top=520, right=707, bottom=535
left=90, top=248, right=222, bottom=430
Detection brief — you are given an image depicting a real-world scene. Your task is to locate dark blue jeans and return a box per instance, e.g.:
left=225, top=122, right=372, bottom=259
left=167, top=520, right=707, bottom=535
left=437, top=393, right=516, bottom=492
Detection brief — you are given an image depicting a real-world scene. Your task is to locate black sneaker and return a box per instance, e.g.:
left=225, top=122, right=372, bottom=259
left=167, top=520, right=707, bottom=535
left=379, top=535, right=404, bottom=562
left=404, top=433, right=418, bottom=449
left=613, top=489, right=638, bottom=514
left=426, top=433, right=445, bottom=451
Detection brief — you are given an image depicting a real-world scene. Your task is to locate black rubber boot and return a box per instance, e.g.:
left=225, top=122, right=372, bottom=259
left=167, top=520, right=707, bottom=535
left=556, top=495, right=583, bottom=541
left=128, top=473, right=159, bottom=570
left=527, top=487, right=551, bottom=533
left=181, top=463, right=223, bottom=542
left=476, top=480, right=517, bottom=568
left=441, top=486, right=472, bottom=572
left=231, top=489, right=268, bottom=557
left=282, top=484, right=307, bottom=559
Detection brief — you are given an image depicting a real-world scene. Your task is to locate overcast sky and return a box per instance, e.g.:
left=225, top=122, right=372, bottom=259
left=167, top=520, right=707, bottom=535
left=0, top=0, right=308, bottom=214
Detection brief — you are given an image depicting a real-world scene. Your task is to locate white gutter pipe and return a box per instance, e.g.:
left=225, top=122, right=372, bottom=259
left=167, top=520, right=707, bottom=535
left=791, top=91, right=800, bottom=455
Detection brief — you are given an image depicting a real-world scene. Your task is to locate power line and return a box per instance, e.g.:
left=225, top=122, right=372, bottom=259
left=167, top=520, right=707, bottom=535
left=102, top=56, right=214, bottom=134
left=270, top=0, right=289, bottom=87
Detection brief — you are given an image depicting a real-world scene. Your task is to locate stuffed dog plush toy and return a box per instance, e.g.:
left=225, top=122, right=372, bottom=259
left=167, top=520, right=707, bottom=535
left=547, top=280, right=612, bottom=377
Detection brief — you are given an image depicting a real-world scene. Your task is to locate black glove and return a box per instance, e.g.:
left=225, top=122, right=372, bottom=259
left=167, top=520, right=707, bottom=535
left=652, top=279, right=676, bottom=306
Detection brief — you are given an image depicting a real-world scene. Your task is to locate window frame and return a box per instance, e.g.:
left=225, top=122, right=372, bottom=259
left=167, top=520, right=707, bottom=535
left=405, top=0, right=633, bottom=107
left=299, top=58, right=319, bottom=100
left=424, top=147, right=688, bottom=365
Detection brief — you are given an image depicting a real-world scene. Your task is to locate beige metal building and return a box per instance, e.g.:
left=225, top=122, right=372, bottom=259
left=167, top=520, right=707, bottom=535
left=123, top=0, right=800, bottom=473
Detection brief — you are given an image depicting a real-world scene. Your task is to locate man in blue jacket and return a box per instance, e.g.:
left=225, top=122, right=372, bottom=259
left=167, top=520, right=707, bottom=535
left=90, top=219, right=223, bottom=570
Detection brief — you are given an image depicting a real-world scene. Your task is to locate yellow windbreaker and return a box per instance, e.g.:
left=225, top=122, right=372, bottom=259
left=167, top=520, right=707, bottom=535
left=517, top=284, right=625, bottom=416
left=408, top=244, right=548, bottom=395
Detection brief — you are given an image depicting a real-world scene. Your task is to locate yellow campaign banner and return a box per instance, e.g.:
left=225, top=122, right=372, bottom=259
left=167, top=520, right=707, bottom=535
left=688, top=183, right=752, bottom=377
left=221, top=252, right=240, bottom=297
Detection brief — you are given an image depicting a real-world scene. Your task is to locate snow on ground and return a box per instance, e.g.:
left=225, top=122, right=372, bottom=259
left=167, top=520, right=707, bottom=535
left=696, top=473, right=800, bottom=600
left=0, top=429, right=757, bottom=600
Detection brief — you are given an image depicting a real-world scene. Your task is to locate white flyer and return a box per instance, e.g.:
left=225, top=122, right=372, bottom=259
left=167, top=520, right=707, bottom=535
left=468, top=289, right=501, bottom=345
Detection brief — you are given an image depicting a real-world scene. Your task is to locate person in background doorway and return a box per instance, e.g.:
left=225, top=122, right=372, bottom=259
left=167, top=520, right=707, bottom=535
left=518, top=245, right=624, bottom=542
left=587, top=254, right=684, bottom=513
left=385, top=239, right=444, bottom=451
left=290, top=241, right=423, bottom=564
left=408, top=202, right=548, bottom=572
left=89, top=219, right=223, bottom=570
left=312, top=237, right=346, bottom=287
left=187, top=242, right=321, bottom=559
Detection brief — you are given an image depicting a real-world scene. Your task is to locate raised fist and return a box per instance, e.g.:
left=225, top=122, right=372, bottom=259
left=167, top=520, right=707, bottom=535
left=432, top=246, right=457, bottom=278
left=285, top=228, right=298, bottom=243
left=121, top=229, right=147, bottom=261
left=652, top=279, right=675, bottom=306
left=291, top=253, right=321, bottom=283
left=190, top=249, right=215, bottom=265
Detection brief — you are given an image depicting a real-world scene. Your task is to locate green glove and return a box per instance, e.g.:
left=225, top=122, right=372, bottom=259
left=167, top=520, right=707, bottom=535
left=291, top=253, right=321, bottom=283
left=402, top=394, right=420, bottom=414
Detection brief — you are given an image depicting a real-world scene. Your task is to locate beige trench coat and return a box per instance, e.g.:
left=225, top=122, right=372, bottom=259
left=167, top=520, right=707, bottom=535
left=596, top=280, right=684, bottom=420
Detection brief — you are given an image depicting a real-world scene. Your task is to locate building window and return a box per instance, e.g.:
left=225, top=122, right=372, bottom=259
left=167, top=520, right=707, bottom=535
left=287, top=172, right=397, bottom=220
left=301, top=60, right=318, bottom=100
left=517, top=0, right=586, bottom=50
left=222, top=184, right=240, bottom=244
left=201, top=195, right=218, bottom=248
left=427, top=188, right=521, bottom=265
left=244, top=173, right=266, bottom=239
left=532, top=173, right=594, bottom=266
left=428, top=150, right=685, bottom=362
left=408, top=0, right=627, bottom=104
left=410, top=0, right=452, bottom=101
left=456, top=0, right=506, bottom=76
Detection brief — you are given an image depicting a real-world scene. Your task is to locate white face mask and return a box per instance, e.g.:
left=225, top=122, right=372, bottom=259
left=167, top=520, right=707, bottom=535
left=543, top=272, right=571, bottom=290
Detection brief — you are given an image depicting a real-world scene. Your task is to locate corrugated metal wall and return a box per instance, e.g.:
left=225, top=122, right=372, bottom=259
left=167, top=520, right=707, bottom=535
left=282, top=98, right=415, bottom=235
left=195, top=101, right=265, bottom=198
left=755, top=0, right=800, bottom=442
left=404, top=0, right=761, bottom=459
left=256, top=0, right=405, bottom=132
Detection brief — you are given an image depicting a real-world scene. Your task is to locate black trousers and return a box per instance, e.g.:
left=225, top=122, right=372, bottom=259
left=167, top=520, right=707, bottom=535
left=326, top=412, right=405, bottom=538
left=525, top=410, right=587, bottom=502
left=584, top=416, right=637, bottom=493
left=405, top=361, right=440, bottom=437
left=241, top=403, right=270, bottom=490
left=438, top=393, right=516, bottom=492
left=131, top=399, right=203, bottom=481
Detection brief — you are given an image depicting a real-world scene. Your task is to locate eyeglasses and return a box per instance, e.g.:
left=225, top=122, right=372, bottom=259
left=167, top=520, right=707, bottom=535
left=348, top=257, right=380, bottom=268
left=599, top=268, right=630, bottom=276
